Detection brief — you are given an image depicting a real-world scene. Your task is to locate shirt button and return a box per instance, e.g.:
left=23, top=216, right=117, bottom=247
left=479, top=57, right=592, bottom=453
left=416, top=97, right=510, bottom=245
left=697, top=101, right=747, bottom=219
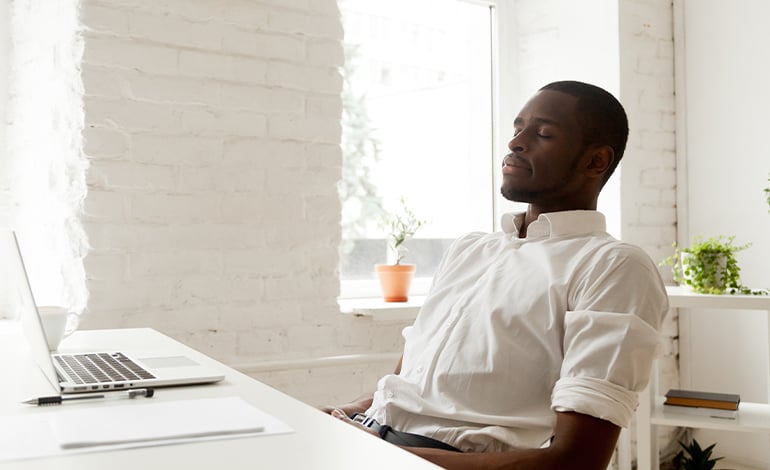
left=386, top=391, right=395, bottom=399
left=416, top=366, right=424, bottom=373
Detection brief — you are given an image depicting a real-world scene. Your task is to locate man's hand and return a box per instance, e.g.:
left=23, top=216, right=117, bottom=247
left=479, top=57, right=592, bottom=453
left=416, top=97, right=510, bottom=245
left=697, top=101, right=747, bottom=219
left=329, top=409, right=382, bottom=438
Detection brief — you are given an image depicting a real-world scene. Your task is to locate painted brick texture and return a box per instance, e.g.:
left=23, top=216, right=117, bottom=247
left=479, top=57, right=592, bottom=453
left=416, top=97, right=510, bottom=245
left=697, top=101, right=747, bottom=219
left=618, top=0, right=679, bottom=458
left=78, top=0, right=368, bottom=370
left=617, top=0, right=679, bottom=396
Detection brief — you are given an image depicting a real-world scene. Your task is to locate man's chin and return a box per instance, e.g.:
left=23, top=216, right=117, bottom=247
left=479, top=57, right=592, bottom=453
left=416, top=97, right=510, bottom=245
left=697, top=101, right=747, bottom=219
left=500, top=186, right=534, bottom=203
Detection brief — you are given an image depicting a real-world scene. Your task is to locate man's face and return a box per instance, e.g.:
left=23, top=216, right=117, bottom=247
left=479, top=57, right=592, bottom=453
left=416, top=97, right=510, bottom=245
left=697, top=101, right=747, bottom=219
left=501, top=90, right=588, bottom=208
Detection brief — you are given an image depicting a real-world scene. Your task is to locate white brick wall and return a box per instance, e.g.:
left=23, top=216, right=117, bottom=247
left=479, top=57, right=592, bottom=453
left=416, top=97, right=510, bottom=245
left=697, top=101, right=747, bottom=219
left=77, top=0, right=361, bottom=374
left=619, top=0, right=679, bottom=458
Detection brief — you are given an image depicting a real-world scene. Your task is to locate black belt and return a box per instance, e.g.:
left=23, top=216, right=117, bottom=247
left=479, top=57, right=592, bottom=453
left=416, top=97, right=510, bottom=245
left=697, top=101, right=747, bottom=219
left=350, top=414, right=462, bottom=453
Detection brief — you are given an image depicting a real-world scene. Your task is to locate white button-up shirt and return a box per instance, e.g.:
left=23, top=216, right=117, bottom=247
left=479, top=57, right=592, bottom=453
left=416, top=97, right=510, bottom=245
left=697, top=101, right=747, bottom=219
left=366, top=210, right=668, bottom=452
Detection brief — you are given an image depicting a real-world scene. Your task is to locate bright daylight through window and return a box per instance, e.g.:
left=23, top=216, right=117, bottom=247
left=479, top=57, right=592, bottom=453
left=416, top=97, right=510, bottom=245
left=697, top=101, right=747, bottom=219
left=338, top=0, right=495, bottom=298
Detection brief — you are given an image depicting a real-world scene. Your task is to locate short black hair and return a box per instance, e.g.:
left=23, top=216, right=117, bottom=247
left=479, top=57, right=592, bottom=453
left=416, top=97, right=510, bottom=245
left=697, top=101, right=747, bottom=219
left=539, top=80, right=629, bottom=185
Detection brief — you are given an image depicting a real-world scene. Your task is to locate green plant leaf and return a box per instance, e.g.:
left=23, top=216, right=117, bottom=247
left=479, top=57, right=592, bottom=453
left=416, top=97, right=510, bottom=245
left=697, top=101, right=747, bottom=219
left=381, top=196, right=426, bottom=264
left=676, top=438, right=724, bottom=470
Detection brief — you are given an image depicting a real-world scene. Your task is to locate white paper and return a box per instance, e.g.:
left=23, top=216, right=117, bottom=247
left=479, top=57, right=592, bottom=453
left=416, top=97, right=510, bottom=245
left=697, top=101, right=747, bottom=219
left=0, top=397, right=293, bottom=462
left=50, top=397, right=275, bottom=448
left=0, top=413, right=59, bottom=462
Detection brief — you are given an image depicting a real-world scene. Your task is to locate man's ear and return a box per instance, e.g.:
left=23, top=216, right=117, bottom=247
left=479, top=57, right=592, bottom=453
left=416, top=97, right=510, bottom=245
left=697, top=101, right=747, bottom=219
left=584, top=145, right=614, bottom=180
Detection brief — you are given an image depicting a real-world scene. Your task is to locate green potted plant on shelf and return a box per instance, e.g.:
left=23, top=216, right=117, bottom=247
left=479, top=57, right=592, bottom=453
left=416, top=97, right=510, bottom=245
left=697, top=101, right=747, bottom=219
left=661, top=235, right=750, bottom=295
left=672, top=438, right=724, bottom=470
left=375, top=197, right=426, bottom=302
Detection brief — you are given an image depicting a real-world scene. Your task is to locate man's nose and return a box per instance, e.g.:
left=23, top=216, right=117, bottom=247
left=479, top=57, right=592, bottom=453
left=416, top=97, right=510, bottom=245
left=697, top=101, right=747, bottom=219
left=508, top=134, right=525, bottom=152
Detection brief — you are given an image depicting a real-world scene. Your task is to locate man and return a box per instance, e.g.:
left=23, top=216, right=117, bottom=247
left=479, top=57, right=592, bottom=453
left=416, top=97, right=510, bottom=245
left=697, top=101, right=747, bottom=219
left=324, top=81, right=669, bottom=469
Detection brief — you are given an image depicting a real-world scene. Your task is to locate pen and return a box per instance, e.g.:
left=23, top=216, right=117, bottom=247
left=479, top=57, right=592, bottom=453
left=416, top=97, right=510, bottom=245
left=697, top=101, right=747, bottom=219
left=22, top=388, right=155, bottom=406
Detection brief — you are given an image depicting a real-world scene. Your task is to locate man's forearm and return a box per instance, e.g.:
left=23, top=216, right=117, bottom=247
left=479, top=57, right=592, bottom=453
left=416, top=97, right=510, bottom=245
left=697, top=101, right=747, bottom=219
left=404, top=411, right=619, bottom=470
left=320, top=393, right=373, bottom=416
left=344, top=394, right=374, bottom=415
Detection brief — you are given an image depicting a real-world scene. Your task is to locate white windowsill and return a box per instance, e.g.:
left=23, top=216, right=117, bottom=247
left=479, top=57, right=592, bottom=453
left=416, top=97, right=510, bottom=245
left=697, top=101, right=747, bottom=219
left=337, top=285, right=770, bottom=323
left=338, top=296, right=425, bottom=321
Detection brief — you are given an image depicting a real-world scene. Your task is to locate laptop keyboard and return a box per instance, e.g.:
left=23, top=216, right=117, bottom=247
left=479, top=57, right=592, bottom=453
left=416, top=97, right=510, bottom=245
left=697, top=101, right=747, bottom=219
left=54, top=352, right=155, bottom=385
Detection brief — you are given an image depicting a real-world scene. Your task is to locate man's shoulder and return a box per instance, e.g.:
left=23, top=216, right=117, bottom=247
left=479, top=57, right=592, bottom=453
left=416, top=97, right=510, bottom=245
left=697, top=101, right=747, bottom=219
left=591, top=238, right=656, bottom=264
left=570, top=236, right=663, bottom=282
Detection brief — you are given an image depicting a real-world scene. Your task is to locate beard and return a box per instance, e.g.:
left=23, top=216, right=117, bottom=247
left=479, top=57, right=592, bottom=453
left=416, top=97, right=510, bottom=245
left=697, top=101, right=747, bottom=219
left=500, top=184, right=539, bottom=203
left=500, top=151, right=583, bottom=203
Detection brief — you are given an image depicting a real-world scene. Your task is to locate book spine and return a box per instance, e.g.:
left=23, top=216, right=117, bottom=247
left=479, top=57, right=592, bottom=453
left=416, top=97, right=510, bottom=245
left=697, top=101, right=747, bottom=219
left=663, top=397, right=738, bottom=410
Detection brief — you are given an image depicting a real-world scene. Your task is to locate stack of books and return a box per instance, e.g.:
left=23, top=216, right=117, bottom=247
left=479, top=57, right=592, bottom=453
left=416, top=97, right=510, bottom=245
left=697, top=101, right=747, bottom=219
left=663, top=389, right=740, bottom=420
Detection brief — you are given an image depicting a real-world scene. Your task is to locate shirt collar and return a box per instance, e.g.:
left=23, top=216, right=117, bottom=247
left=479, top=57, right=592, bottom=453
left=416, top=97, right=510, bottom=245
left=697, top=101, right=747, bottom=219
left=500, top=210, right=607, bottom=239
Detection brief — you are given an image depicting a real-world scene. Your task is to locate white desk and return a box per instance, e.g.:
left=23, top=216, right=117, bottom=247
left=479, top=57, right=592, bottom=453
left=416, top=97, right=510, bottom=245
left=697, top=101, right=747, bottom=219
left=0, top=322, right=441, bottom=469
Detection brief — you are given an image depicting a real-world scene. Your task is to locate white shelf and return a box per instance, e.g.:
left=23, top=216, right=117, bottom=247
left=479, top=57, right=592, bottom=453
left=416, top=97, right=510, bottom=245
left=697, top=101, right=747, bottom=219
left=651, top=396, right=770, bottom=433
left=636, top=288, right=770, bottom=470
left=666, top=285, right=770, bottom=310
left=338, top=286, right=770, bottom=320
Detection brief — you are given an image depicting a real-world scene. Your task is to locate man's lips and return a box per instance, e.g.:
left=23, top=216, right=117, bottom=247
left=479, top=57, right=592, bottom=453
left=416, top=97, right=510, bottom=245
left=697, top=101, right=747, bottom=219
left=502, top=154, right=532, bottom=172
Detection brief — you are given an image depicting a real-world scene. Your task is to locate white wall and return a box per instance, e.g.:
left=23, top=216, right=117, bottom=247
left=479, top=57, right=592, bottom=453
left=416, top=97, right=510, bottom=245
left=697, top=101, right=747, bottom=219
left=677, top=0, right=770, bottom=466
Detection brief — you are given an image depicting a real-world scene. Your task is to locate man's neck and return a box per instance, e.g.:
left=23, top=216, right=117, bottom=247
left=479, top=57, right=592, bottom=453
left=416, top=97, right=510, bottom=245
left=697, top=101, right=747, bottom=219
left=519, top=208, right=539, bottom=238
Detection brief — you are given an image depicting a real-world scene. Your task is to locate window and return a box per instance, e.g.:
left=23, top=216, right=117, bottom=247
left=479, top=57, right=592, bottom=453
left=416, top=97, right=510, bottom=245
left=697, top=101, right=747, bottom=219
left=338, top=0, right=498, bottom=298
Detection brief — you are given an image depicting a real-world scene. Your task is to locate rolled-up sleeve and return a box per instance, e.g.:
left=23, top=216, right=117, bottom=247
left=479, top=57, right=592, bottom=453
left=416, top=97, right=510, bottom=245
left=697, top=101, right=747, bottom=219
left=550, top=245, right=669, bottom=428
left=552, top=311, right=663, bottom=427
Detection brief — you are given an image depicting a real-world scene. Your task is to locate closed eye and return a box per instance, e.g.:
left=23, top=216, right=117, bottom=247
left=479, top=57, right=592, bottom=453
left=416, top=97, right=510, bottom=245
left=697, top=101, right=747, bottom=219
left=537, top=127, right=556, bottom=138
left=512, top=126, right=554, bottom=139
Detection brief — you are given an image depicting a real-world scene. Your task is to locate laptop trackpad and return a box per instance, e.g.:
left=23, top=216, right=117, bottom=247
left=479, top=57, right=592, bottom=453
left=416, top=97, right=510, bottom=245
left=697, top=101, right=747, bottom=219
left=140, top=356, right=199, bottom=368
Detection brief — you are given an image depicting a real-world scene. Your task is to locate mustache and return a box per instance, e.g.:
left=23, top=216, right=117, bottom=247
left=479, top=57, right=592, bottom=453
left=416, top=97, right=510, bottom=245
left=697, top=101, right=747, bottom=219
left=502, top=153, right=531, bottom=169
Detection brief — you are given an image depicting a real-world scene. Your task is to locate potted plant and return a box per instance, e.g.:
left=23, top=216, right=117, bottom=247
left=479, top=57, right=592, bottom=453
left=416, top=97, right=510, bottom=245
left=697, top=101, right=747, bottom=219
left=375, top=197, right=426, bottom=302
left=672, top=438, right=724, bottom=470
left=661, top=235, right=750, bottom=295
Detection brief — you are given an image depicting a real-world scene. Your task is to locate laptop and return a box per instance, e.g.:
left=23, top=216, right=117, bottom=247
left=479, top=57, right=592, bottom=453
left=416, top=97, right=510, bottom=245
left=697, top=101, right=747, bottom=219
left=3, top=230, right=225, bottom=394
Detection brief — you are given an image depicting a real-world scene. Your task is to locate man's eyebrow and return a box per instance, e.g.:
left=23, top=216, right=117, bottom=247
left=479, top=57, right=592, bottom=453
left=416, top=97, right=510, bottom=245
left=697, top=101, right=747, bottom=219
left=513, top=116, right=562, bottom=127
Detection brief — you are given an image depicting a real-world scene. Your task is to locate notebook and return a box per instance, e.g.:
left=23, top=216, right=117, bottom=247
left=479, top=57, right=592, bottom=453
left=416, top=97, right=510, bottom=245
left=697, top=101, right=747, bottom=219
left=3, top=230, right=224, bottom=394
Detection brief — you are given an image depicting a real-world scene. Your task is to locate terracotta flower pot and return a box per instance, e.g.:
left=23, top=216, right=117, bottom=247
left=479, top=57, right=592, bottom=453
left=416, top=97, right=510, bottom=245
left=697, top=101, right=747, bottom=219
left=375, top=264, right=416, bottom=302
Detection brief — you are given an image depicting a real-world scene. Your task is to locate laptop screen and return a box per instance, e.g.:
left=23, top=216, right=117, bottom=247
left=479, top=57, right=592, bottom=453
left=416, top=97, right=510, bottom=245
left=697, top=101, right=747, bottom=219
left=2, top=230, right=61, bottom=394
